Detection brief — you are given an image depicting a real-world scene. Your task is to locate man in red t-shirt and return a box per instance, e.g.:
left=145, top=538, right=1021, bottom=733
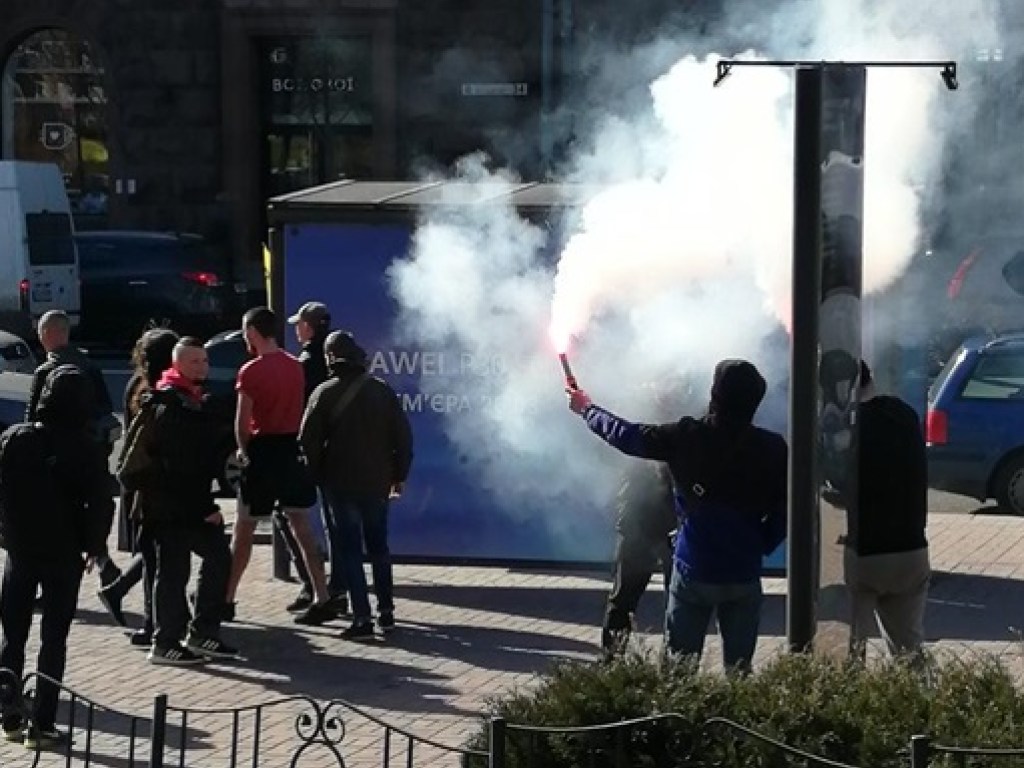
left=224, top=307, right=331, bottom=625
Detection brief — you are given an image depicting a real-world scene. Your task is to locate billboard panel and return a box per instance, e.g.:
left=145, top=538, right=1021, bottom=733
left=281, top=218, right=787, bottom=569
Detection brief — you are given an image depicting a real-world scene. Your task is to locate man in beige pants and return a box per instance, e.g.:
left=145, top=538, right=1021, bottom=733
left=845, top=361, right=930, bottom=658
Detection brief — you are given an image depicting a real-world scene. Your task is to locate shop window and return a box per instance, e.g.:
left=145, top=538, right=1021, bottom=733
left=261, top=36, right=374, bottom=197
left=2, top=29, right=109, bottom=222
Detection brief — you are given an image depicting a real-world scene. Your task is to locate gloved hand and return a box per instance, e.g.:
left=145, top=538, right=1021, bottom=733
left=567, top=387, right=593, bottom=415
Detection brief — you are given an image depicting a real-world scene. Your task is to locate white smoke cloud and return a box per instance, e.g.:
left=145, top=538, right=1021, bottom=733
left=388, top=0, right=1003, bottom=543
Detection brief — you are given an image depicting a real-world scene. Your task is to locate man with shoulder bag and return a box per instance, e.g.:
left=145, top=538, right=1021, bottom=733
left=567, top=359, right=787, bottom=673
left=299, top=331, right=413, bottom=641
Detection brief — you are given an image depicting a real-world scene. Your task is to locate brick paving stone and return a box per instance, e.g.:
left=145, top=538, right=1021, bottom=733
left=0, top=509, right=1023, bottom=766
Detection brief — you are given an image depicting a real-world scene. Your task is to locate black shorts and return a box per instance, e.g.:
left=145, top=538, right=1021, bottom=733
left=238, top=434, right=317, bottom=518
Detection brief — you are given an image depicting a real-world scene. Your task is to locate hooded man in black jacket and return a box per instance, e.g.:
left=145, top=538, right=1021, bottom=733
left=844, top=361, right=929, bottom=659
left=568, top=359, right=787, bottom=673
left=118, top=338, right=238, bottom=666
left=0, top=365, right=114, bottom=749
left=299, top=330, right=413, bottom=640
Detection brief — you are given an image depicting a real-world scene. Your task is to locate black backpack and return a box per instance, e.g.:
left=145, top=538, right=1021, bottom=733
left=0, top=423, right=59, bottom=551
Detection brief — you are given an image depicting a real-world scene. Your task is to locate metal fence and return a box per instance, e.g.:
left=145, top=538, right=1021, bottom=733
left=0, top=668, right=487, bottom=767
left=3, top=668, right=1024, bottom=768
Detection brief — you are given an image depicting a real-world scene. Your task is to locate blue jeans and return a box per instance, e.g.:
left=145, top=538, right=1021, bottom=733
left=324, top=492, right=394, bottom=621
left=665, top=566, right=762, bottom=672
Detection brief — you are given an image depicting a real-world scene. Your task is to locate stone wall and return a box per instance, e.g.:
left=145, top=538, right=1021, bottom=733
left=0, top=0, right=227, bottom=248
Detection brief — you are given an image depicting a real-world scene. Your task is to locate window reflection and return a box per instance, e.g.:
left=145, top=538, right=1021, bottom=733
left=262, top=36, right=374, bottom=197
left=1, top=29, right=109, bottom=222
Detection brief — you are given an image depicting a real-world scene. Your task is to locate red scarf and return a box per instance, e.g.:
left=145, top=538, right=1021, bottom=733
left=156, top=368, right=203, bottom=404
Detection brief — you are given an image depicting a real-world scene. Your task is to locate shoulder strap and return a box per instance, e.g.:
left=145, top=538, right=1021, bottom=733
left=686, top=426, right=751, bottom=506
left=329, top=374, right=370, bottom=430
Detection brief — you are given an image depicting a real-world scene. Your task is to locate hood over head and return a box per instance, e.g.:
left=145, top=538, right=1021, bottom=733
left=37, top=364, right=92, bottom=428
left=708, top=359, right=766, bottom=427
left=324, top=330, right=368, bottom=370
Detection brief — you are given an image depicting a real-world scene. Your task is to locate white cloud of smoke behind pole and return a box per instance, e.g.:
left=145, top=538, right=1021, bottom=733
left=388, top=0, right=1002, bottom=536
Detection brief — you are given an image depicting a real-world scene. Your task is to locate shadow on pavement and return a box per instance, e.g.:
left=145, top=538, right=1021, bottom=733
left=379, top=621, right=597, bottom=673
left=926, top=570, right=1024, bottom=642
left=968, top=504, right=1021, bottom=517
left=185, top=620, right=482, bottom=718
left=399, top=583, right=788, bottom=647
left=400, top=583, right=610, bottom=625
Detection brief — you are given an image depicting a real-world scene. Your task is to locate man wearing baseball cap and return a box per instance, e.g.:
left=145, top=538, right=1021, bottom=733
left=283, top=302, right=348, bottom=617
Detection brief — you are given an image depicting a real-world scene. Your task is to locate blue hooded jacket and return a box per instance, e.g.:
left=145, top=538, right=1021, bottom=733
left=582, top=360, right=788, bottom=584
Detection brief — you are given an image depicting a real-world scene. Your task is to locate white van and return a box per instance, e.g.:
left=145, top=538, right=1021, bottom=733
left=0, top=161, right=82, bottom=338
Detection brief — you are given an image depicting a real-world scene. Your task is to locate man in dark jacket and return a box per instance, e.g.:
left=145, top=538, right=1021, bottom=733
left=27, top=310, right=120, bottom=588
left=27, top=310, right=115, bottom=437
left=568, top=359, right=787, bottom=672
left=118, top=338, right=238, bottom=666
left=283, top=301, right=348, bottom=616
left=602, top=461, right=676, bottom=659
left=0, top=365, right=114, bottom=749
left=844, top=361, right=929, bottom=659
left=299, top=330, right=413, bottom=640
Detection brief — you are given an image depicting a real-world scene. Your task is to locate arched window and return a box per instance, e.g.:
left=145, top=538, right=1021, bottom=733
left=2, top=28, right=109, bottom=222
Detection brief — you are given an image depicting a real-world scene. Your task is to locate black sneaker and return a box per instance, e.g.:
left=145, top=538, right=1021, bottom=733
left=378, top=612, right=396, bottom=633
left=286, top=588, right=313, bottom=613
left=147, top=644, right=208, bottom=666
left=129, top=629, right=152, bottom=648
left=24, top=726, right=70, bottom=750
left=293, top=601, right=335, bottom=626
left=2, top=720, right=24, bottom=743
left=186, top=635, right=240, bottom=660
left=326, top=593, right=351, bottom=618
left=222, top=602, right=237, bottom=623
left=97, top=585, right=127, bottom=627
left=340, top=620, right=375, bottom=642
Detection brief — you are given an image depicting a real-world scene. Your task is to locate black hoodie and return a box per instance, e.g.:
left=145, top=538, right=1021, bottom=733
left=583, top=360, right=788, bottom=583
left=581, top=360, right=786, bottom=581
left=849, top=394, right=928, bottom=556
left=0, top=365, right=114, bottom=559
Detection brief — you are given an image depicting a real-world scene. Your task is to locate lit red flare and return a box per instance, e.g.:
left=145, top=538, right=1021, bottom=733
left=558, top=352, right=579, bottom=390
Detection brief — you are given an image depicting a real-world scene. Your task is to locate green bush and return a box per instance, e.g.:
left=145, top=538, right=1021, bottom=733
left=463, top=649, right=1024, bottom=768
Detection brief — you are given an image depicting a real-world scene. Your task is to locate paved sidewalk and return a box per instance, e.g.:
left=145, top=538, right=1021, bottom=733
left=1, top=511, right=1023, bottom=766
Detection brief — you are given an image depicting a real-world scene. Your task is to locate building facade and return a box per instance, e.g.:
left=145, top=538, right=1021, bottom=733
left=5, top=0, right=1016, bottom=286
left=0, top=0, right=585, bottom=283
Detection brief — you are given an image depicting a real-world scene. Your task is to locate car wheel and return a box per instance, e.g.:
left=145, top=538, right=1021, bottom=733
left=217, top=448, right=243, bottom=498
left=993, top=453, right=1024, bottom=514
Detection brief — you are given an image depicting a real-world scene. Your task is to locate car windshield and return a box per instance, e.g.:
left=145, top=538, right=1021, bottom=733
left=76, top=236, right=226, bottom=274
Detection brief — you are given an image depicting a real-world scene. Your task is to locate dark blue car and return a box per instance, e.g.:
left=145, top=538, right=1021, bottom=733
left=927, top=334, right=1024, bottom=512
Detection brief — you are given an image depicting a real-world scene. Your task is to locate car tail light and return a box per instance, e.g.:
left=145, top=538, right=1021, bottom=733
left=18, top=279, right=29, bottom=312
left=926, top=408, right=948, bottom=445
left=182, top=271, right=220, bottom=287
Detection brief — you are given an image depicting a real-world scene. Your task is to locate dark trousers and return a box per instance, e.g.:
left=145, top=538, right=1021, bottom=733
left=276, top=492, right=348, bottom=598
left=274, top=511, right=312, bottom=592
left=602, top=533, right=673, bottom=650
left=0, top=554, right=83, bottom=730
left=152, top=523, right=230, bottom=647
left=324, top=492, right=393, bottom=621
left=116, top=523, right=156, bottom=634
